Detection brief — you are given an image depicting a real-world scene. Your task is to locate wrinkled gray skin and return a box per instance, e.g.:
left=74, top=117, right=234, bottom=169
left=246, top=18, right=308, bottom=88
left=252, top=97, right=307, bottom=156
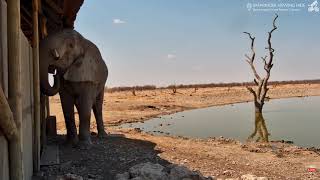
left=39, top=29, right=108, bottom=147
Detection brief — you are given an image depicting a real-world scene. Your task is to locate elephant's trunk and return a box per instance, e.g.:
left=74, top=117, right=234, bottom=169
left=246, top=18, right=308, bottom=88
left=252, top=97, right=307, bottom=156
left=39, top=41, right=60, bottom=96
left=40, top=73, right=60, bottom=96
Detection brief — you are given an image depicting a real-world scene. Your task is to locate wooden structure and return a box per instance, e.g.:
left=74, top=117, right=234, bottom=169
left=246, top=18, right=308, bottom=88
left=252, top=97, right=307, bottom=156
left=0, top=0, right=83, bottom=179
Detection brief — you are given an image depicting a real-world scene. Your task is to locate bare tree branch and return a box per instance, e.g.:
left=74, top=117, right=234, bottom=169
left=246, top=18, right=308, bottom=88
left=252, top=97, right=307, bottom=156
left=261, top=56, right=269, bottom=72
left=243, top=32, right=261, bottom=81
left=265, top=14, right=278, bottom=72
left=261, top=56, right=267, bottom=65
left=246, top=86, right=257, bottom=100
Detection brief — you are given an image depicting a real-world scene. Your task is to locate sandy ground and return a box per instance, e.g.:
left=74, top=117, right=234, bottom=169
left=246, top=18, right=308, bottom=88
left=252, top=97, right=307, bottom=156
left=47, top=83, right=320, bottom=179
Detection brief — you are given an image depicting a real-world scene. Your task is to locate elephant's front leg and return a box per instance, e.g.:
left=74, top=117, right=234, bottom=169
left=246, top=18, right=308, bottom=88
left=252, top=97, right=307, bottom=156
left=60, top=90, right=78, bottom=146
left=76, top=96, right=94, bottom=148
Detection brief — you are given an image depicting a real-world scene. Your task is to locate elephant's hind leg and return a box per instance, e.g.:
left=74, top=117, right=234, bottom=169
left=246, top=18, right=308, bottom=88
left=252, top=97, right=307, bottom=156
left=93, top=90, right=107, bottom=138
left=60, top=90, right=78, bottom=146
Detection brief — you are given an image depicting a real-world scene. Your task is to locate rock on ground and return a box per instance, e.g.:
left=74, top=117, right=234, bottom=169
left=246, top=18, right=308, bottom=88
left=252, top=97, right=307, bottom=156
left=115, top=162, right=214, bottom=180
left=56, top=173, right=84, bottom=180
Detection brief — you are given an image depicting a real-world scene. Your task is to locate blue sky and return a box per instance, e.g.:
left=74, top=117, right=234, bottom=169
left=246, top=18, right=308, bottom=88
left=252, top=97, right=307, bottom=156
left=75, top=0, right=320, bottom=87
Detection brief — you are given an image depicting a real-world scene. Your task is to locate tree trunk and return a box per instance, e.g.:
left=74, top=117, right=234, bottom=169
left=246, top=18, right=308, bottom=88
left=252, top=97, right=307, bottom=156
left=254, top=102, right=263, bottom=114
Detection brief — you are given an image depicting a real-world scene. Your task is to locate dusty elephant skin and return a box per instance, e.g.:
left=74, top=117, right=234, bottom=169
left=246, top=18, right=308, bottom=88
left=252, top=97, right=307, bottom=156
left=39, top=29, right=108, bottom=147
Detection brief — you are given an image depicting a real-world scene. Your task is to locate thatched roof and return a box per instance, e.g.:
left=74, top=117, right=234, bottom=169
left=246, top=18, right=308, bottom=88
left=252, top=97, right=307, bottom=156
left=21, top=0, right=84, bottom=41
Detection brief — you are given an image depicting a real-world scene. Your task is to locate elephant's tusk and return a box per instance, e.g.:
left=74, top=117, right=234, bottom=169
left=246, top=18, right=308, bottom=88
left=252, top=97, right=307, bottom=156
left=52, top=49, right=60, bottom=60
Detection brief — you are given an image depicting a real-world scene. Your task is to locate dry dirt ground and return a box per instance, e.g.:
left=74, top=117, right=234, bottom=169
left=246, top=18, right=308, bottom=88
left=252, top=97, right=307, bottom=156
left=46, top=84, right=320, bottom=179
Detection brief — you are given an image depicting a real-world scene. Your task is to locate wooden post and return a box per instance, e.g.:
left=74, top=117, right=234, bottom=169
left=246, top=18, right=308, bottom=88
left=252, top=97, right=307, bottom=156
left=40, top=94, right=46, bottom=147
left=40, top=15, right=48, bottom=39
left=7, top=0, right=24, bottom=179
left=32, top=0, right=41, bottom=173
left=46, top=96, right=50, bottom=116
left=46, top=116, right=57, bottom=136
left=39, top=10, right=49, bottom=150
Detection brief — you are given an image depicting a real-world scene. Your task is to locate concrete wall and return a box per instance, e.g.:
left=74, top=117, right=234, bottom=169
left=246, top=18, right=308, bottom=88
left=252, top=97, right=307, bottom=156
left=0, top=0, right=35, bottom=179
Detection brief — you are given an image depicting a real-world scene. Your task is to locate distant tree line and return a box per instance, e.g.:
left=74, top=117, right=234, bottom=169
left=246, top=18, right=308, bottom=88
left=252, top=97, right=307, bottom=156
left=105, top=79, right=320, bottom=93
left=106, top=85, right=157, bottom=93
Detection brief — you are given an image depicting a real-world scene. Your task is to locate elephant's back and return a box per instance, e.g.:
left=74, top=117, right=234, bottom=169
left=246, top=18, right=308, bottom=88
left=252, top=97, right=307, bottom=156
left=83, top=38, right=108, bottom=83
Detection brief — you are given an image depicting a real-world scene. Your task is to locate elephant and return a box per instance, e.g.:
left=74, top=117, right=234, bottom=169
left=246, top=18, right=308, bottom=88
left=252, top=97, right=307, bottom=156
left=39, top=29, right=108, bottom=147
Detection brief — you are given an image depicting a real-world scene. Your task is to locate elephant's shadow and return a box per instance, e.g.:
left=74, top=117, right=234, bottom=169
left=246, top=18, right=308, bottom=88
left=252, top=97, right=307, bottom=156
left=41, top=133, right=171, bottom=179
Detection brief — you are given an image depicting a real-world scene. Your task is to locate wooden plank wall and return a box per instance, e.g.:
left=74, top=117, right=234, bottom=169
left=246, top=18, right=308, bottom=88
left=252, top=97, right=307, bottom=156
left=0, top=0, right=8, bottom=96
left=0, top=1, right=35, bottom=179
left=21, top=30, right=34, bottom=180
left=0, top=0, right=9, bottom=179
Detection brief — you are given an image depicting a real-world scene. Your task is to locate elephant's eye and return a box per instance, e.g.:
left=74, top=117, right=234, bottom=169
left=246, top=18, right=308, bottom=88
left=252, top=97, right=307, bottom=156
left=68, top=42, right=74, bottom=49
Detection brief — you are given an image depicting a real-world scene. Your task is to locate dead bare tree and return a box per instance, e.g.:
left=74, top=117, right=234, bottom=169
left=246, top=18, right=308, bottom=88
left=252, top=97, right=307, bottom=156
left=172, top=85, right=177, bottom=94
left=194, top=87, right=198, bottom=93
left=243, top=14, right=278, bottom=113
left=132, top=87, right=136, bottom=96
left=227, top=87, right=231, bottom=92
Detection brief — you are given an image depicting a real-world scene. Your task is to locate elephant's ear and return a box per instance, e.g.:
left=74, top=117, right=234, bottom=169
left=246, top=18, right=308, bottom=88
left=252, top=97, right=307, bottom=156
left=63, top=55, right=100, bottom=83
